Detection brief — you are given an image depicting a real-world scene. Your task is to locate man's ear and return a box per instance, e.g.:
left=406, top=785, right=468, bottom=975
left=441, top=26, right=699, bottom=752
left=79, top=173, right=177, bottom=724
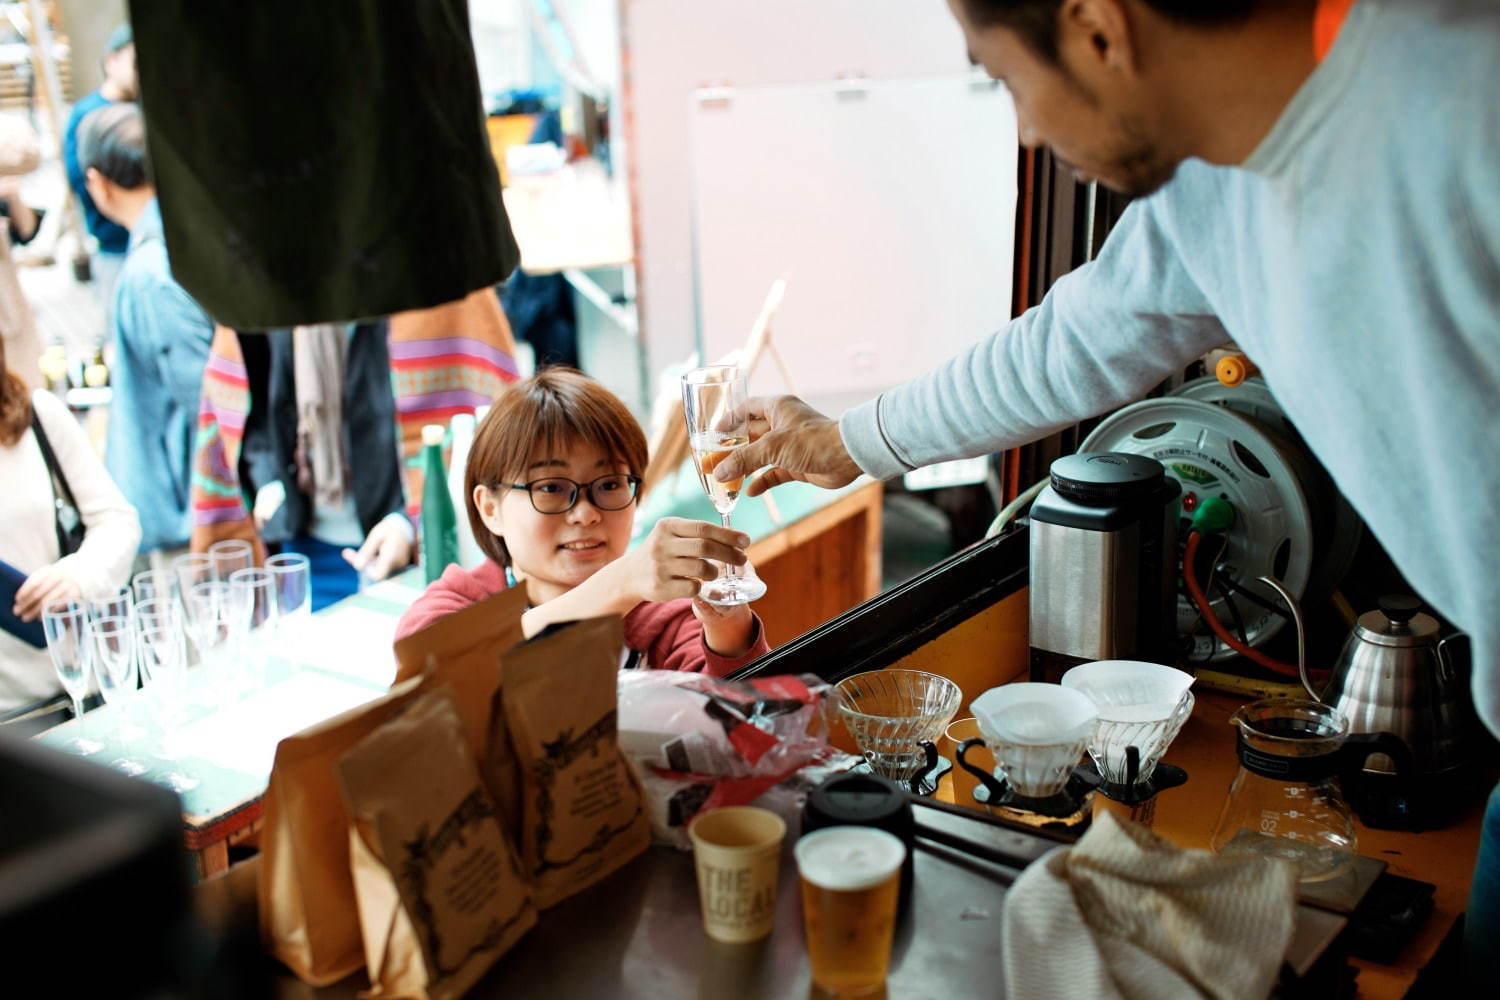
left=473, top=484, right=505, bottom=539
left=1059, top=0, right=1138, bottom=78
left=84, top=167, right=110, bottom=210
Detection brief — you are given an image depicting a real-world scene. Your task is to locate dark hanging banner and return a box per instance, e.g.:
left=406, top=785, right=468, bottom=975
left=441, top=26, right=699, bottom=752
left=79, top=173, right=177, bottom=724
left=128, top=0, right=519, bottom=329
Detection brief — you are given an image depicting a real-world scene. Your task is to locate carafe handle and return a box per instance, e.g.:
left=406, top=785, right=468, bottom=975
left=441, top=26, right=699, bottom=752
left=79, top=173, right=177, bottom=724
left=955, top=738, right=1008, bottom=807
left=1340, top=731, right=1414, bottom=778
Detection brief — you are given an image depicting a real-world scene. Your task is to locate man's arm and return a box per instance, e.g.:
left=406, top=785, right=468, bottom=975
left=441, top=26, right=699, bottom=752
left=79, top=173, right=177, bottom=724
left=840, top=198, right=1228, bottom=479
left=716, top=196, right=1229, bottom=493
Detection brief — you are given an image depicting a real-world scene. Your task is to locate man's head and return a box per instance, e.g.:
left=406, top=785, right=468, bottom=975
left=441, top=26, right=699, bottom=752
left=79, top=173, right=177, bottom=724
left=80, top=102, right=152, bottom=227
left=950, top=0, right=1263, bottom=196
left=101, top=24, right=137, bottom=101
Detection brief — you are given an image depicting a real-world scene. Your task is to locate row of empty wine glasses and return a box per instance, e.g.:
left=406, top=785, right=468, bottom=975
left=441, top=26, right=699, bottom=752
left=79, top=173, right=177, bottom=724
left=38, top=544, right=311, bottom=786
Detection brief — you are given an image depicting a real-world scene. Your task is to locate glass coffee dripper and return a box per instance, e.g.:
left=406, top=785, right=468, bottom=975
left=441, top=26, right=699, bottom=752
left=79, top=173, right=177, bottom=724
left=1211, top=698, right=1411, bottom=883
left=835, top=669, right=961, bottom=786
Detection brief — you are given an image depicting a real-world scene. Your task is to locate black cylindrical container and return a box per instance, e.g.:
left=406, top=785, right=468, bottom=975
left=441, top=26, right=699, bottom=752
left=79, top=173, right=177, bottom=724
left=800, top=772, right=915, bottom=914
left=1028, top=453, right=1180, bottom=681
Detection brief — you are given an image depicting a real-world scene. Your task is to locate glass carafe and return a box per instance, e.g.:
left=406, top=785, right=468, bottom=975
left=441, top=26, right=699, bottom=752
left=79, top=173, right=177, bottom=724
left=1211, top=699, right=1408, bottom=883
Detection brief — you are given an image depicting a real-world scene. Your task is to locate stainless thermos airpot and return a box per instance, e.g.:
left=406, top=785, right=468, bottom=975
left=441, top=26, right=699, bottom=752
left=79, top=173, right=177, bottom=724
left=1028, top=453, right=1180, bottom=682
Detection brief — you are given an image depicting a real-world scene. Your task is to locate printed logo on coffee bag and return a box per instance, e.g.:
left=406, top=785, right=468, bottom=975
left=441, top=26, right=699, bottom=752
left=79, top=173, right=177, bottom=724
left=400, top=789, right=532, bottom=978
left=532, top=709, right=644, bottom=871
left=503, top=616, right=652, bottom=907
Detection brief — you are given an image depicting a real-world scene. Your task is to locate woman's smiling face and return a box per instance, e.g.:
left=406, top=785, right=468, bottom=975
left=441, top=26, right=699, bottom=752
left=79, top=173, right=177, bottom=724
left=472, top=436, right=637, bottom=604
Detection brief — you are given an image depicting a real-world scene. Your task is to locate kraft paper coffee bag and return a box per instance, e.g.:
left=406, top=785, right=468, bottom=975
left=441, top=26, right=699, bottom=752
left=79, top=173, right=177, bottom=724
left=258, top=675, right=426, bottom=985
left=393, top=586, right=528, bottom=823
left=338, top=684, right=536, bottom=1000
left=500, top=616, right=651, bottom=908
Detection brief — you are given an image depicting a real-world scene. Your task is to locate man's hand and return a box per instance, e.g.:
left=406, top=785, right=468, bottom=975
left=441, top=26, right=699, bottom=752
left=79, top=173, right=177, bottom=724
left=712, top=396, right=862, bottom=497
left=13, top=563, right=82, bottom=623
left=342, top=517, right=415, bottom=583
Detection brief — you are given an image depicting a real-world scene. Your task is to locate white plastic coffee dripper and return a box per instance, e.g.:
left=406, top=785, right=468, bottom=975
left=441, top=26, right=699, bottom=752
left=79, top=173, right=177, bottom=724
left=970, top=683, right=1097, bottom=798
left=1061, top=660, right=1195, bottom=785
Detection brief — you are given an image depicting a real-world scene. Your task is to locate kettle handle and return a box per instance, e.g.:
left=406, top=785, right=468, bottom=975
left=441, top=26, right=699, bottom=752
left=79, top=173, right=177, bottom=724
left=1341, top=731, right=1415, bottom=778
left=1436, top=632, right=1468, bottom=684
left=955, top=738, right=1009, bottom=807
left=1257, top=575, right=1317, bottom=701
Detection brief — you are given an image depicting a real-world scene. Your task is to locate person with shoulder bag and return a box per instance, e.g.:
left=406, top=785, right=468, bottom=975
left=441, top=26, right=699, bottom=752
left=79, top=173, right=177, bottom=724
left=0, top=335, right=139, bottom=718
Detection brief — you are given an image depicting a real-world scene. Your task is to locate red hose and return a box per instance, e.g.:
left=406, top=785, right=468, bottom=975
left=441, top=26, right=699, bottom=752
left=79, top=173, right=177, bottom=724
left=1182, top=530, right=1302, bottom=678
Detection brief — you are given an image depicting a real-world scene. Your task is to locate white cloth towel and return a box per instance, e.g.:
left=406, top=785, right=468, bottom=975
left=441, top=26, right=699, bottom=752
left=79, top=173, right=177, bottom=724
left=1003, top=813, right=1297, bottom=1000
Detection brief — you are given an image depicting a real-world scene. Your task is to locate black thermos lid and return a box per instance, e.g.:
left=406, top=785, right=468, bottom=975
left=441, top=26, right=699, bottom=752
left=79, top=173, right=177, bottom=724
left=1049, top=453, right=1167, bottom=504
left=801, top=773, right=915, bottom=912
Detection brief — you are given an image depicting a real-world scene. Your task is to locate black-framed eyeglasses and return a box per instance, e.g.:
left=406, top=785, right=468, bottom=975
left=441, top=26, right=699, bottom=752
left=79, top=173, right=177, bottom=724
left=505, top=474, right=642, bottom=514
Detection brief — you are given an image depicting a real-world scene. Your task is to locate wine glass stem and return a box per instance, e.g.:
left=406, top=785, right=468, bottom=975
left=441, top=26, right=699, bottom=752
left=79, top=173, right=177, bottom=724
left=70, top=695, right=84, bottom=720
left=719, top=512, right=741, bottom=581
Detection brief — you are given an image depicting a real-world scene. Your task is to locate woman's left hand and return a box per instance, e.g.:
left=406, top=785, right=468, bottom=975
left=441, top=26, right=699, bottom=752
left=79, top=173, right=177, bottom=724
left=692, top=592, right=757, bottom=658
left=13, top=563, right=82, bottom=622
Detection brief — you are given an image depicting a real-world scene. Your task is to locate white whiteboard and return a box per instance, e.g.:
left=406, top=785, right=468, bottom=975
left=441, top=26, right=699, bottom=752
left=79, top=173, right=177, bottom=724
left=689, top=74, right=1017, bottom=408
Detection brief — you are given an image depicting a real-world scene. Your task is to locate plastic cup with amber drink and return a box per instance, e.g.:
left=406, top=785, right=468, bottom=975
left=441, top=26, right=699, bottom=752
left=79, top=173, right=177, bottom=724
left=795, top=826, right=907, bottom=996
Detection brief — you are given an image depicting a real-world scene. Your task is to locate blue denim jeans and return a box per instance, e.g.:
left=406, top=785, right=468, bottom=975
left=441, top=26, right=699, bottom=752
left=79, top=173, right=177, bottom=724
left=1467, top=781, right=1500, bottom=983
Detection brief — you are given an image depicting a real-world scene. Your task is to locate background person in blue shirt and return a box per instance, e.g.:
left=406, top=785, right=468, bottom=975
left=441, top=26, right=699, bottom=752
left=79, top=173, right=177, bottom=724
left=79, top=102, right=213, bottom=568
left=62, top=23, right=136, bottom=339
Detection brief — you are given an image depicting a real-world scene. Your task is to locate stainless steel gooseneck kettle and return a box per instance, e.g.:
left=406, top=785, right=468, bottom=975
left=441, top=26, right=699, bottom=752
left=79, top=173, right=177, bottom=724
left=1320, top=595, right=1470, bottom=778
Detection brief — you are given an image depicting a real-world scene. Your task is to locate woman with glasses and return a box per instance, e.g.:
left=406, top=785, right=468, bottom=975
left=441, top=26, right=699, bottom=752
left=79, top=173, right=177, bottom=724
left=394, top=368, right=768, bottom=675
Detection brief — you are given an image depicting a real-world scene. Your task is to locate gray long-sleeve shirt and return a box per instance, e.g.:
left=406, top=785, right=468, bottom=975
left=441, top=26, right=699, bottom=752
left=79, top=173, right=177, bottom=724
left=840, top=0, right=1500, bottom=736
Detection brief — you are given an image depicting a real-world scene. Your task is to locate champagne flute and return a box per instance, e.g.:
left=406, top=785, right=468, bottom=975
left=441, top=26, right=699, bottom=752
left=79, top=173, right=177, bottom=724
left=174, top=553, right=214, bottom=668
left=266, top=552, right=312, bottom=645
left=87, top=585, right=133, bottom=623
left=209, top=539, right=254, bottom=582
left=681, top=365, right=766, bottom=605
left=186, top=581, right=235, bottom=703
left=135, top=601, right=199, bottom=792
left=173, top=553, right=214, bottom=604
left=87, top=614, right=149, bottom=773
left=229, top=567, right=278, bottom=689
left=131, top=569, right=176, bottom=606
left=42, top=599, right=103, bottom=753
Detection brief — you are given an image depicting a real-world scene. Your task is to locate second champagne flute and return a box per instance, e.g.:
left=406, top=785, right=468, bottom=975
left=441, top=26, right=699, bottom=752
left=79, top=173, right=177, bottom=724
left=681, top=365, right=765, bottom=605
left=87, top=615, right=149, bottom=773
left=42, top=599, right=102, bottom=754
left=209, top=538, right=255, bottom=582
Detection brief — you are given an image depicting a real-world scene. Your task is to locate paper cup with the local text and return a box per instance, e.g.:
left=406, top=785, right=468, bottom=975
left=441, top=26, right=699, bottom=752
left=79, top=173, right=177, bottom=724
left=688, top=806, right=787, bottom=943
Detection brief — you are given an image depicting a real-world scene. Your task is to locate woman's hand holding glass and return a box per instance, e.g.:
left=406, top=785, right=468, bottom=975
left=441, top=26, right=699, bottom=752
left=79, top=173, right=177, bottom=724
left=607, top=516, right=752, bottom=604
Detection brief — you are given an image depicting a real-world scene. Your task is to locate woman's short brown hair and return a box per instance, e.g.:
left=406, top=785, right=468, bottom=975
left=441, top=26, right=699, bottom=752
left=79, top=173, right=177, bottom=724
left=465, top=367, right=649, bottom=569
left=0, top=334, right=33, bottom=447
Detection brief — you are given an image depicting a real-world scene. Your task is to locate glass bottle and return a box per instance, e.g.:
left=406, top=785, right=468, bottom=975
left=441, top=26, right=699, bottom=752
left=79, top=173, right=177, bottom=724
left=420, top=424, right=458, bottom=584
left=83, top=344, right=109, bottom=388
